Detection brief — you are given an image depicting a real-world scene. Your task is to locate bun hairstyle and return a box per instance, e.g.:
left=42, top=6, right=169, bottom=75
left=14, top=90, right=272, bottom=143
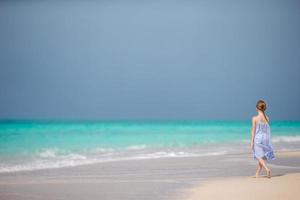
left=256, top=100, right=268, bottom=123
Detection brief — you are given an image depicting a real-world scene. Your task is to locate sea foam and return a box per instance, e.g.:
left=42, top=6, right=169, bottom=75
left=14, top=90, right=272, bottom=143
left=0, top=150, right=228, bottom=173
left=272, top=136, right=300, bottom=143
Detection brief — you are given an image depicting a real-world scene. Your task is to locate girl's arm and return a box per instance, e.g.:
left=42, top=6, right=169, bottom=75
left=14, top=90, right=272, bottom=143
left=250, top=117, right=256, bottom=149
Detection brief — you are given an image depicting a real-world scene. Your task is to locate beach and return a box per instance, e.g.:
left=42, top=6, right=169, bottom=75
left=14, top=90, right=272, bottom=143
left=185, top=151, right=300, bottom=200
left=0, top=150, right=300, bottom=200
left=185, top=172, right=300, bottom=200
left=1, top=121, right=300, bottom=200
left=1, top=0, right=299, bottom=199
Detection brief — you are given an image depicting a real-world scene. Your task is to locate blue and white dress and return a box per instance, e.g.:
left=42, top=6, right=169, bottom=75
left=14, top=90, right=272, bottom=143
left=253, top=121, right=275, bottom=160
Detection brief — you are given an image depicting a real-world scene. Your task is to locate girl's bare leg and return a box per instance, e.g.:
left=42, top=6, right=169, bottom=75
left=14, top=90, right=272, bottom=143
left=258, top=158, right=271, bottom=178
left=255, top=162, right=262, bottom=178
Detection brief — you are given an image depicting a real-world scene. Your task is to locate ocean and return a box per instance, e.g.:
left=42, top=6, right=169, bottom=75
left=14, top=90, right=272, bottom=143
left=0, top=120, right=299, bottom=173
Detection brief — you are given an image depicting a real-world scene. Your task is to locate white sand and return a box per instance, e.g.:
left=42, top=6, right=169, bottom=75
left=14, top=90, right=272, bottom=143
left=185, top=151, right=300, bottom=200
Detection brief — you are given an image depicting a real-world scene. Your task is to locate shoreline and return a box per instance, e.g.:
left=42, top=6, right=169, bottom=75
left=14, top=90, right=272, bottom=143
left=1, top=141, right=299, bottom=174
left=0, top=150, right=299, bottom=200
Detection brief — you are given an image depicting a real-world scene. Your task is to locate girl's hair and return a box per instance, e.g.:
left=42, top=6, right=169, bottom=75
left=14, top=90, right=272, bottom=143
left=256, top=100, right=268, bottom=123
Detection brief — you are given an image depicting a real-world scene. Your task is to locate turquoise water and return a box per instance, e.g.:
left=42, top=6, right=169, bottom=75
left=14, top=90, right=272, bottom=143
left=0, top=120, right=300, bottom=173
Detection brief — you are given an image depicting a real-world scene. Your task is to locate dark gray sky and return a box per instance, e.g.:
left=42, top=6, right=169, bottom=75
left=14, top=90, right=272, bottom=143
left=0, top=0, right=299, bottom=120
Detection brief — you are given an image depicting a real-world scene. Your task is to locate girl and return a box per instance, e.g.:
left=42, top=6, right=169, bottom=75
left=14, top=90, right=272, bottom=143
left=251, top=100, right=275, bottom=178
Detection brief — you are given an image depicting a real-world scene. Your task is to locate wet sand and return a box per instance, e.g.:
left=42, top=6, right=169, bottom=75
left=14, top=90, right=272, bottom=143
left=0, top=150, right=300, bottom=200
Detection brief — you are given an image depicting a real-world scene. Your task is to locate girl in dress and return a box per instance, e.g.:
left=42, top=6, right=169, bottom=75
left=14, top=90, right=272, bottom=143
left=251, top=100, right=275, bottom=178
